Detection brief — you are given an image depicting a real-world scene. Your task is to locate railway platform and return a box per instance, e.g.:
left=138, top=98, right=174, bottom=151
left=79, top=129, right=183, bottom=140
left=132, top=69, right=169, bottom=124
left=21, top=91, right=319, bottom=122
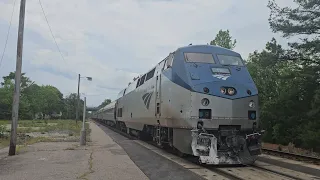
left=1, top=120, right=319, bottom=180
left=0, top=121, right=149, bottom=180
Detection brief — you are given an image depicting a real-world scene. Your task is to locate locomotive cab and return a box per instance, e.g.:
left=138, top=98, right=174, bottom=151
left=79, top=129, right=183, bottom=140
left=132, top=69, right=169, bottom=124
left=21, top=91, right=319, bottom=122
left=169, top=45, right=259, bottom=130
left=164, top=45, right=262, bottom=164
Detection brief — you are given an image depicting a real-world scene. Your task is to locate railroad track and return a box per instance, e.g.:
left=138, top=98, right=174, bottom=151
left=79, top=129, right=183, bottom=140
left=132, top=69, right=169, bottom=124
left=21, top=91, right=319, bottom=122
left=93, top=119, right=319, bottom=180
left=261, top=148, right=320, bottom=165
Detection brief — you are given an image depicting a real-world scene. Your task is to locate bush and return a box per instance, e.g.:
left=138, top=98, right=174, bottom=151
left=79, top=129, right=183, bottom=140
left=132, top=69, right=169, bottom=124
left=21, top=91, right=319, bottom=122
left=0, top=125, right=7, bottom=138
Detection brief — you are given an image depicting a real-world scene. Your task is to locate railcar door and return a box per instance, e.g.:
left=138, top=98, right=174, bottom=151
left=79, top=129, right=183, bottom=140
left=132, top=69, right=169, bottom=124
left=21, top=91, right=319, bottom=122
left=114, top=100, right=119, bottom=129
left=155, top=53, right=174, bottom=118
left=114, top=101, right=117, bottom=121
left=155, top=68, right=162, bottom=118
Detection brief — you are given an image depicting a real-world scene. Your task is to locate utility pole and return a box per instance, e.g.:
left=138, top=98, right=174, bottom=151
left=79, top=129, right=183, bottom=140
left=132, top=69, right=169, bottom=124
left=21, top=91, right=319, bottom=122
left=9, top=0, right=26, bottom=156
left=76, top=74, right=80, bottom=124
left=80, top=97, right=86, bottom=145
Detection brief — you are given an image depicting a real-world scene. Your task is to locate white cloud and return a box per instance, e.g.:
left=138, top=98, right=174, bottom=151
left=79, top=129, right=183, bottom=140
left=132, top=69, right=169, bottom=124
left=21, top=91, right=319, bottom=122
left=0, top=0, right=296, bottom=106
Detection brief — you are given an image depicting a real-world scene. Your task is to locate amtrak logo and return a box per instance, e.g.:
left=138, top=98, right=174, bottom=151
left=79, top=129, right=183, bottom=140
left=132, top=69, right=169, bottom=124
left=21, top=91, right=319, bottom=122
left=212, top=74, right=230, bottom=80
left=142, top=92, right=153, bottom=109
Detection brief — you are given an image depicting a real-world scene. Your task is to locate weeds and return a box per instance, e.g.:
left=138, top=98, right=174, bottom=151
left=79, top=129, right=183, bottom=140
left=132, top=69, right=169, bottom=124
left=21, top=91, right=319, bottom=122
left=0, top=125, right=9, bottom=148
left=0, top=119, right=91, bottom=149
left=0, top=137, right=9, bottom=148
left=0, top=125, right=6, bottom=137
left=77, top=151, right=94, bottom=180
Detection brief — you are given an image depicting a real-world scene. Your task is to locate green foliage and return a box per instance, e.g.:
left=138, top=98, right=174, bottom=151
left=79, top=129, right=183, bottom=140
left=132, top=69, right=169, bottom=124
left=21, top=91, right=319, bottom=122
left=0, top=119, right=90, bottom=148
left=0, top=71, right=99, bottom=121
left=210, top=29, right=237, bottom=50
left=97, top=99, right=111, bottom=109
left=61, top=93, right=84, bottom=120
left=268, top=0, right=320, bottom=37
left=0, top=125, right=6, bottom=138
left=244, top=0, right=320, bottom=151
left=268, top=0, right=320, bottom=62
left=247, top=39, right=306, bottom=144
left=0, top=79, right=14, bottom=119
left=1, top=72, right=33, bottom=90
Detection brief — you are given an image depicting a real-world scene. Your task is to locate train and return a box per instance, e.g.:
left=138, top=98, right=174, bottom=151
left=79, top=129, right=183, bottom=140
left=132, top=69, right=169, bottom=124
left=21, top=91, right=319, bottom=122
left=91, top=44, right=264, bottom=165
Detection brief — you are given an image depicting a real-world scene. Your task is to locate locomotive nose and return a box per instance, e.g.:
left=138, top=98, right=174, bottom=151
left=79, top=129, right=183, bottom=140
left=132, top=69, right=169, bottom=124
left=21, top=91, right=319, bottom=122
left=190, top=81, right=258, bottom=130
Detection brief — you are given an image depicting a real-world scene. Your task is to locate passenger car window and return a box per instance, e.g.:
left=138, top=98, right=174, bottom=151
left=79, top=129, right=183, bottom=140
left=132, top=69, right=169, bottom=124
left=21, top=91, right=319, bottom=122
left=138, top=74, right=146, bottom=86
left=184, top=53, right=215, bottom=63
left=136, top=78, right=141, bottom=88
left=145, top=68, right=155, bottom=81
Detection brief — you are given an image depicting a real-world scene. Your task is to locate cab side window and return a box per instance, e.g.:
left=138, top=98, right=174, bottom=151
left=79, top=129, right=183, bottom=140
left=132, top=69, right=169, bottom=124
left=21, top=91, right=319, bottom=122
left=145, top=68, right=155, bottom=82
left=163, top=53, right=174, bottom=71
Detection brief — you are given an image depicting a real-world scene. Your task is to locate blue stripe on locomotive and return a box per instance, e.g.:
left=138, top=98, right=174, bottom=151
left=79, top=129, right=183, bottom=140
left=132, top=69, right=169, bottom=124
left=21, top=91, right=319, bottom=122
left=162, top=45, right=258, bottom=100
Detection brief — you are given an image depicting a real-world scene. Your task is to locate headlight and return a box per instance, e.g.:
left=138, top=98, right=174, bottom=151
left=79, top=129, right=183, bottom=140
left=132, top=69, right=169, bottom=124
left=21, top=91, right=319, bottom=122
left=220, top=87, right=226, bottom=94
left=227, top=88, right=235, bottom=95
left=201, top=98, right=210, bottom=106
left=249, top=100, right=255, bottom=108
left=203, top=87, right=209, bottom=93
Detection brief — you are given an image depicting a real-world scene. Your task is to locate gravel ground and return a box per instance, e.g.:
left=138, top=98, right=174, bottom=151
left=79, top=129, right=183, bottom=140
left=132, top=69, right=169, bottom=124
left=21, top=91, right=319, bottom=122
left=0, top=122, right=150, bottom=180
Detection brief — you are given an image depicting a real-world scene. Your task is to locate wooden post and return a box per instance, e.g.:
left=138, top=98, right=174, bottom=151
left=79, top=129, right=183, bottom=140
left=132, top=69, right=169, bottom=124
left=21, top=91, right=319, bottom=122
left=9, top=0, right=26, bottom=156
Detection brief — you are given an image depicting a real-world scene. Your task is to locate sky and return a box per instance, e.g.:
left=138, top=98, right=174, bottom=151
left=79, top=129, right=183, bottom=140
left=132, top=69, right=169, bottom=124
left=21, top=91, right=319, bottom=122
left=0, top=0, right=296, bottom=107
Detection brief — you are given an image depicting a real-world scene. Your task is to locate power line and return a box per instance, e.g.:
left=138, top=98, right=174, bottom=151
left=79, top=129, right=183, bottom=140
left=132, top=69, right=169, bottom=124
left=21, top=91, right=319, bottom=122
left=0, top=0, right=17, bottom=70
left=38, top=0, right=67, bottom=66
left=37, top=1, right=112, bottom=99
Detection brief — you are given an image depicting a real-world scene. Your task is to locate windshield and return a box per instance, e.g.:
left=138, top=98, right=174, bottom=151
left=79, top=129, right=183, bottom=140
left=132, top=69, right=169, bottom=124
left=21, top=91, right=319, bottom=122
left=184, top=53, right=215, bottom=63
left=217, top=54, right=244, bottom=66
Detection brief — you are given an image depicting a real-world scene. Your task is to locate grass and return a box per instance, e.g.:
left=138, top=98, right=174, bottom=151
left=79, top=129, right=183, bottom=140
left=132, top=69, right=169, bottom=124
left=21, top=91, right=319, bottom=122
left=0, top=120, right=9, bottom=126
left=0, top=119, right=91, bottom=149
left=0, top=124, right=9, bottom=148
left=0, top=137, right=9, bottom=148
left=0, top=119, right=90, bottom=133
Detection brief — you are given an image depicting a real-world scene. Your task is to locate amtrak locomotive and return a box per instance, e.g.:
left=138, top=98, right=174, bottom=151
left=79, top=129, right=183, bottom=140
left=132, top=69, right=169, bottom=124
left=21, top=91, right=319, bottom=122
left=92, top=44, right=264, bottom=165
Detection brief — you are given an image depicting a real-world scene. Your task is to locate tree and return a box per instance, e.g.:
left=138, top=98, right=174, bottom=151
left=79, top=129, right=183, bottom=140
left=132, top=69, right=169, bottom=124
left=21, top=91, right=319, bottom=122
left=0, top=75, right=33, bottom=119
left=0, top=72, right=70, bottom=120
left=62, top=93, right=84, bottom=120
left=23, top=84, right=42, bottom=118
left=266, top=0, right=320, bottom=151
left=0, top=79, right=14, bottom=119
left=38, top=85, right=64, bottom=115
left=98, top=99, right=111, bottom=109
left=1, top=72, right=33, bottom=91
left=210, top=29, right=237, bottom=50
left=247, top=38, right=308, bottom=145
left=268, top=0, right=320, bottom=64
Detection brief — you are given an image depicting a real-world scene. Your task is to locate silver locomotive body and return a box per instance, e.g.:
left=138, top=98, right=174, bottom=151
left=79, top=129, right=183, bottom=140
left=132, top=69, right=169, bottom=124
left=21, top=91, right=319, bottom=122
left=93, top=45, right=263, bottom=165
